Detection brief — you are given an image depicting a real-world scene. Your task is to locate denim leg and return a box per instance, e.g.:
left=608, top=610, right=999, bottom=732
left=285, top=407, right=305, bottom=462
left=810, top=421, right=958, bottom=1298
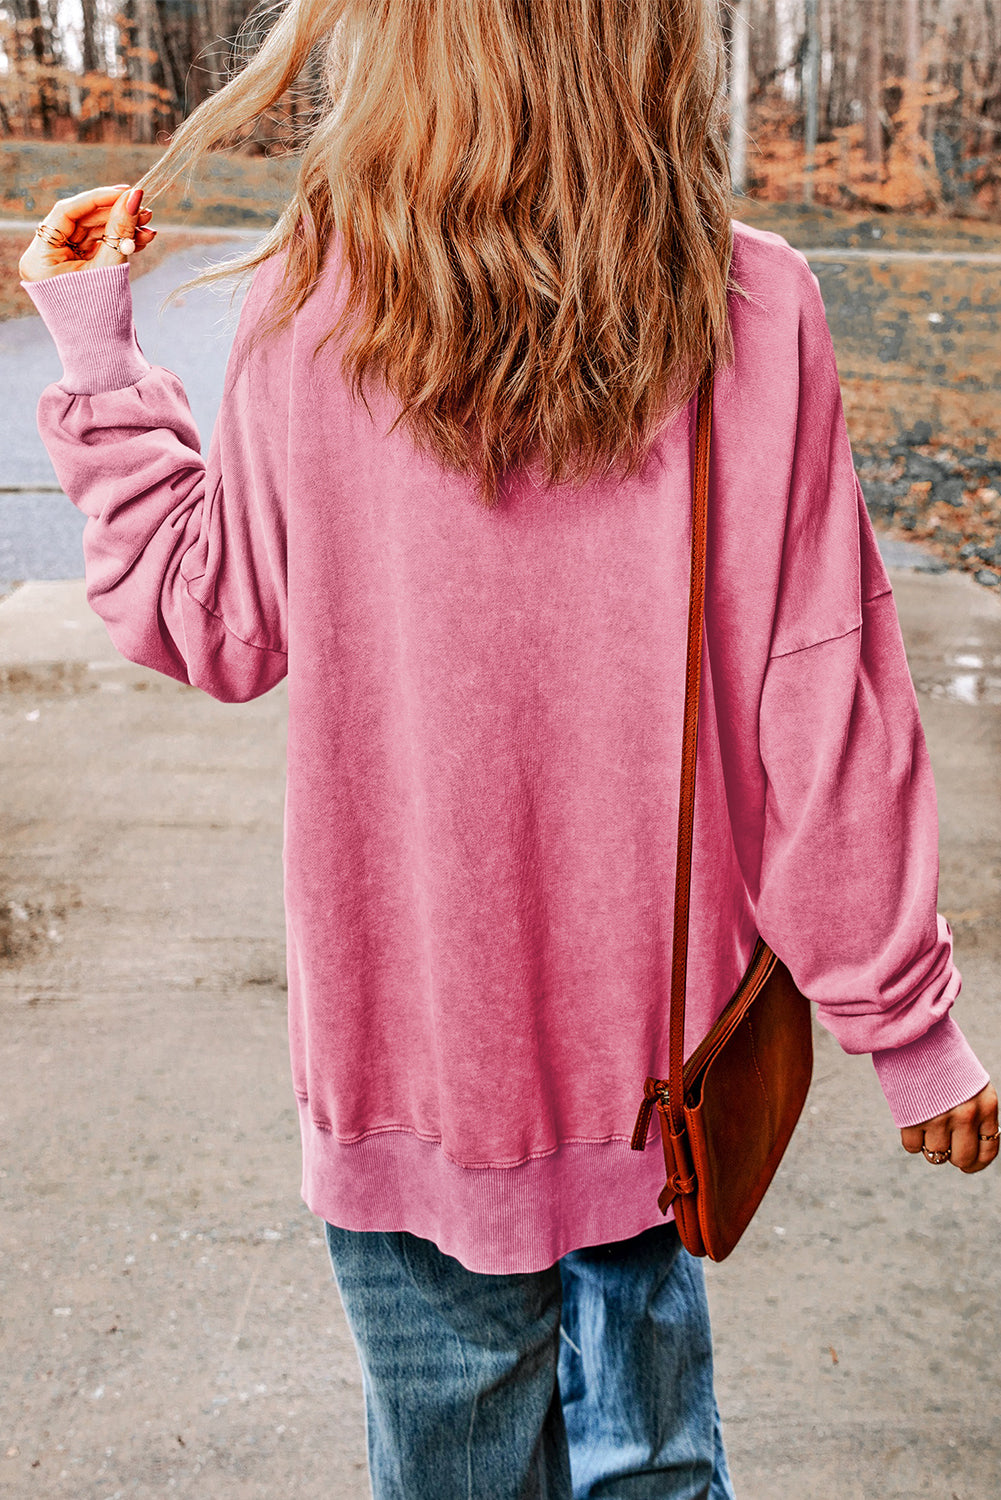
left=325, top=1223, right=573, bottom=1500
left=557, top=1222, right=736, bottom=1500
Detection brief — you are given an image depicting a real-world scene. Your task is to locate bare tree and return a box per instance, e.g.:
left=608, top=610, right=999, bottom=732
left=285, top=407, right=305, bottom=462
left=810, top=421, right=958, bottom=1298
left=863, top=0, right=884, bottom=167
left=134, top=0, right=155, bottom=142
left=803, top=0, right=820, bottom=200
left=728, top=0, right=752, bottom=195
left=1, top=0, right=1000, bottom=215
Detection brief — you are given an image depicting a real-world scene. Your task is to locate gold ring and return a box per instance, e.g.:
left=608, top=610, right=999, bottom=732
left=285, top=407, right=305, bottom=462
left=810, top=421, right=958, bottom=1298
left=979, top=1129, right=1000, bottom=1142
left=35, top=222, right=86, bottom=258
left=35, top=222, right=85, bottom=256
left=35, top=222, right=64, bottom=248
left=98, top=233, right=135, bottom=255
left=922, top=1146, right=951, bottom=1164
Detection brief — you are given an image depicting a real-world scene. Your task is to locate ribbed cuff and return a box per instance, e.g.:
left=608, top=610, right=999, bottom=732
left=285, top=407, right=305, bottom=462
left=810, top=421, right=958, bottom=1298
left=21, top=262, right=151, bottom=395
left=872, top=1013, right=991, bottom=1128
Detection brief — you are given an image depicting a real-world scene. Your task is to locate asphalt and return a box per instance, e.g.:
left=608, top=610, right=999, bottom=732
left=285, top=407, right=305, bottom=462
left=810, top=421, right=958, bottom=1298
left=1, top=246, right=1000, bottom=1499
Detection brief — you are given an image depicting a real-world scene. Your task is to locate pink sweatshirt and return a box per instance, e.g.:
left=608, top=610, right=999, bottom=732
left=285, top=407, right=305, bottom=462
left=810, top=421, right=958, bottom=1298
left=24, top=220, right=989, bottom=1273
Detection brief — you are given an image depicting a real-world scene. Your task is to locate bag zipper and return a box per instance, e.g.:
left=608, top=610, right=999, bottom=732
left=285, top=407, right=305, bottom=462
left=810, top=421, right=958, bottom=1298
left=630, top=1076, right=670, bottom=1150
left=630, top=939, right=774, bottom=1151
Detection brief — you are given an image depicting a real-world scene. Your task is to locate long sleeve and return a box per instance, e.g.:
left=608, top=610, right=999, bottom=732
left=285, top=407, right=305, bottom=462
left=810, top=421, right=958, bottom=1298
left=748, top=262, right=988, bottom=1129
left=23, top=260, right=289, bottom=703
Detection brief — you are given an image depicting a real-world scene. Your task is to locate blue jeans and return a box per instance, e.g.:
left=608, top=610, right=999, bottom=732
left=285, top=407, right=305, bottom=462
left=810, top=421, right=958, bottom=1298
left=324, top=1219, right=736, bottom=1499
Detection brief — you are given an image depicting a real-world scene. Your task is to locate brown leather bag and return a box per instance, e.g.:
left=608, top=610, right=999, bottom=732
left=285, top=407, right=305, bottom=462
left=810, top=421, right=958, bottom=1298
left=630, top=366, right=814, bottom=1262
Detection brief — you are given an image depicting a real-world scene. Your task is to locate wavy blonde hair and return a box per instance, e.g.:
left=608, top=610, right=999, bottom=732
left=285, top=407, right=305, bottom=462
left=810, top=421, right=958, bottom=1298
left=138, top=0, right=739, bottom=507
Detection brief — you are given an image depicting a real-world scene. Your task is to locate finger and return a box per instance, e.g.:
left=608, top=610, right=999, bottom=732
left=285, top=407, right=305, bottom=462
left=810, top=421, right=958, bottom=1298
left=940, top=1095, right=980, bottom=1170
left=976, top=1135, right=1000, bottom=1170
left=130, top=226, right=157, bottom=256
left=31, top=225, right=154, bottom=279
left=41, top=226, right=103, bottom=264
left=919, top=1121, right=952, bottom=1164
left=969, top=1136, right=1000, bottom=1173
left=970, top=1101, right=1000, bottom=1174
left=948, top=1119, right=981, bottom=1171
left=903, top=1084, right=1000, bottom=1171
left=921, top=1121, right=952, bottom=1154
left=946, top=1086, right=999, bottom=1173
left=41, top=185, right=133, bottom=239
left=91, top=187, right=144, bottom=270
left=60, top=202, right=152, bottom=230
left=18, top=227, right=82, bottom=282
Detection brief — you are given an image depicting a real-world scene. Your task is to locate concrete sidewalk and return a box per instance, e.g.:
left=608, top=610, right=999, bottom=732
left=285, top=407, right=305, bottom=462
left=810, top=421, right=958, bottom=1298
left=0, top=570, right=999, bottom=1500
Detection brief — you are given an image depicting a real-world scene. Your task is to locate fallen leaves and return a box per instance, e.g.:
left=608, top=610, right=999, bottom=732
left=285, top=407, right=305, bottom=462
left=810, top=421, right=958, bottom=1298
left=857, top=443, right=1001, bottom=588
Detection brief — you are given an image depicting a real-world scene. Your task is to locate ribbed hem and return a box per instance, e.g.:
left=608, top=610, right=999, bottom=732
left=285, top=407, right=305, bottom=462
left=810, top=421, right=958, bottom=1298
left=21, top=263, right=151, bottom=394
left=298, top=1099, right=674, bottom=1274
left=872, top=1013, right=991, bottom=1128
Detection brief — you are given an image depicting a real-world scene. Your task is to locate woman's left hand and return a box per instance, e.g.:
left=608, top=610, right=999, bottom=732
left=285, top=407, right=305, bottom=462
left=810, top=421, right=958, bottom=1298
left=19, top=185, right=156, bottom=284
left=901, top=1081, right=1000, bottom=1173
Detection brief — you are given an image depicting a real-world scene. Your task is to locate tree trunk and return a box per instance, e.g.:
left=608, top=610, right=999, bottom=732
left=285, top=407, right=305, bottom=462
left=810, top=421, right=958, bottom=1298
left=25, top=0, right=54, bottom=138
left=903, top=0, right=921, bottom=86
left=803, top=0, right=820, bottom=202
left=728, top=0, right=751, bottom=196
left=153, top=0, right=183, bottom=125
left=863, top=0, right=883, bottom=168
left=923, top=2, right=949, bottom=156
left=901, top=0, right=926, bottom=197
left=748, top=0, right=777, bottom=100
left=80, top=0, right=100, bottom=73
left=134, top=0, right=155, bottom=143
left=823, top=0, right=848, bottom=132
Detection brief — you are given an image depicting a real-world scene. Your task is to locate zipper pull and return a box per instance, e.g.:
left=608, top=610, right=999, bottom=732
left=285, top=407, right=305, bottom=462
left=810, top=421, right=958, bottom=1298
left=630, top=1076, right=668, bottom=1151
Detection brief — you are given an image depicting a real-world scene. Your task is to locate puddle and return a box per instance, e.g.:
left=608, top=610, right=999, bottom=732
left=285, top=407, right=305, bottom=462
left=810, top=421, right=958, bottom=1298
left=915, top=643, right=1001, bottom=705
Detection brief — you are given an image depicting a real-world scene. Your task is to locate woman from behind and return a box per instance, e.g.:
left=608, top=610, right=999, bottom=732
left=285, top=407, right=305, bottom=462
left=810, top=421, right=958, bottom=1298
left=19, top=0, right=998, bottom=1494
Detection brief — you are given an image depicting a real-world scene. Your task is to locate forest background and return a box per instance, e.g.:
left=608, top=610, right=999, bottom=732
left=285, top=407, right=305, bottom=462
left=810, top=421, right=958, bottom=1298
left=1, top=0, right=999, bottom=219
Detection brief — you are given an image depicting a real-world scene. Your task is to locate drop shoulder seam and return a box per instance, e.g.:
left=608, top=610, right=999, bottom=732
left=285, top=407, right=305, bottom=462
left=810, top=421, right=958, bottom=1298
left=767, top=588, right=893, bottom=661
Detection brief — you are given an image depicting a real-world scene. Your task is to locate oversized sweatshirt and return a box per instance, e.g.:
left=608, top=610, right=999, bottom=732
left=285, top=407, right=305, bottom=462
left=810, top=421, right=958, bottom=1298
left=24, top=219, right=989, bottom=1273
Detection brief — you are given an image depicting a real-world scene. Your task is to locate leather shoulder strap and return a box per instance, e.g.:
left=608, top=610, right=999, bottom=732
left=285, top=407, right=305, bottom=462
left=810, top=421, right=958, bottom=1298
left=665, top=364, right=715, bottom=1136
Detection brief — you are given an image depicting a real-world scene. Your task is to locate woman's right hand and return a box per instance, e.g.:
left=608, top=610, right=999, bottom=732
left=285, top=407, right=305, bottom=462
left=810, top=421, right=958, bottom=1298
left=19, top=185, right=156, bottom=284
left=900, top=1082, right=999, bottom=1173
